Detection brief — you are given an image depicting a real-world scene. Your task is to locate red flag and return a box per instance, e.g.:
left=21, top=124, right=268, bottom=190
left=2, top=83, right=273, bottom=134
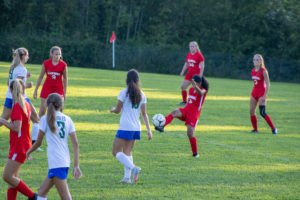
left=110, top=31, right=116, bottom=43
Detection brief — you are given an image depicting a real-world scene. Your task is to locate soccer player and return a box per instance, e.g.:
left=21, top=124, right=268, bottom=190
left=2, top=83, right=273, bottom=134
left=250, top=54, right=277, bottom=134
left=178, top=41, right=205, bottom=105
left=26, top=93, right=81, bottom=200
left=0, top=79, right=38, bottom=200
left=155, top=75, right=209, bottom=158
left=32, top=46, right=68, bottom=148
left=110, top=69, right=152, bottom=184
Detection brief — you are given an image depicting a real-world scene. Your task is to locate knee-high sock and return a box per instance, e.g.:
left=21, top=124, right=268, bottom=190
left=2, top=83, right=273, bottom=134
left=164, top=114, right=174, bottom=127
left=124, top=155, right=133, bottom=179
left=264, top=115, right=275, bottom=130
left=251, top=115, right=258, bottom=131
left=189, top=137, right=197, bottom=154
left=31, top=123, right=39, bottom=141
left=16, top=180, right=34, bottom=198
left=37, top=196, right=47, bottom=200
left=7, top=187, right=18, bottom=200
left=116, top=152, right=134, bottom=170
left=181, top=90, right=187, bottom=103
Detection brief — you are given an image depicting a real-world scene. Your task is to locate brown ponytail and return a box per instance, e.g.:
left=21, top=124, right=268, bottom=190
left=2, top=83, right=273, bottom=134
left=126, top=69, right=141, bottom=106
left=46, top=93, right=64, bottom=133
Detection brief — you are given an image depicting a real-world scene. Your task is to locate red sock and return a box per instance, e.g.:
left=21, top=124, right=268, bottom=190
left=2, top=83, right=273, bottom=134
left=251, top=115, right=258, bottom=131
left=189, top=137, right=197, bottom=154
left=7, top=188, right=18, bottom=200
left=264, top=115, right=275, bottom=130
left=181, top=90, right=187, bottom=103
left=16, top=180, right=34, bottom=198
left=164, top=114, right=174, bottom=127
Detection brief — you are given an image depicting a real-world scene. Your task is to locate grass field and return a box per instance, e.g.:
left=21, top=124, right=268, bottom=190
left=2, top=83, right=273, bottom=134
left=0, top=61, right=300, bottom=199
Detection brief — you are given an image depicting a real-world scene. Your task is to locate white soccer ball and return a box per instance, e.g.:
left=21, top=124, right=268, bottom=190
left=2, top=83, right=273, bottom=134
left=152, top=114, right=166, bottom=127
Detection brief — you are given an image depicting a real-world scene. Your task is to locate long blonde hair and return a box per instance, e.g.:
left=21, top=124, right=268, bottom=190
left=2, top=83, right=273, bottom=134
left=254, top=54, right=268, bottom=73
left=46, top=93, right=64, bottom=133
left=10, top=47, right=28, bottom=73
left=189, top=41, right=201, bottom=53
left=10, top=79, right=28, bottom=116
left=49, top=46, right=62, bottom=59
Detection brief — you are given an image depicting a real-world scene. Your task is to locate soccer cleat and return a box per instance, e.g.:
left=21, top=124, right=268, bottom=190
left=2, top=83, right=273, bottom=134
left=193, top=153, right=199, bottom=158
left=177, top=102, right=187, bottom=106
left=250, top=130, right=258, bottom=133
left=131, top=166, right=141, bottom=184
left=272, top=128, right=277, bottom=134
left=155, top=126, right=164, bottom=133
left=28, top=193, right=37, bottom=200
left=120, top=177, right=131, bottom=183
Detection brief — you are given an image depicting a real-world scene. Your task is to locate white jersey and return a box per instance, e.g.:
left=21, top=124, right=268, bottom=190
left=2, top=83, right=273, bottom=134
left=118, top=88, right=146, bottom=131
left=6, top=64, right=27, bottom=99
left=39, top=111, right=75, bottom=169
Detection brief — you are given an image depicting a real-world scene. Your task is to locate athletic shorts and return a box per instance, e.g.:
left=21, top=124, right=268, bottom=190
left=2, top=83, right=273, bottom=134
left=4, top=98, right=31, bottom=109
left=115, top=130, right=141, bottom=140
left=251, top=89, right=265, bottom=101
left=184, top=70, right=198, bottom=81
left=178, top=107, right=200, bottom=128
left=48, top=167, right=69, bottom=180
left=8, top=151, right=26, bottom=164
left=40, top=86, right=64, bottom=99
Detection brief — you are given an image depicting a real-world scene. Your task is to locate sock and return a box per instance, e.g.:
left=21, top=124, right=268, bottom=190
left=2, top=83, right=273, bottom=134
left=164, top=114, right=174, bottom=127
left=251, top=115, right=258, bottom=131
left=124, top=155, right=133, bottom=179
left=7, top=187, right=18, bottom=200
left=264, top=115, right=275, bottom=130
left=181, top=90, right=187, bottom=103
left=37, top=196, right=47, bottom=200
left=31, top=123, right=39, bottom=141
left=16, top=180, right=34, bottom=198
left=116, top=152, right=134, bottom=170
left=189, top=137, right=197, bottom=154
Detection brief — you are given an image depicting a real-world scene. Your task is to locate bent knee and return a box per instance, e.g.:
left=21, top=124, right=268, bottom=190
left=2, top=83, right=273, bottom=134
left=2, top=173, right=11, bottom=183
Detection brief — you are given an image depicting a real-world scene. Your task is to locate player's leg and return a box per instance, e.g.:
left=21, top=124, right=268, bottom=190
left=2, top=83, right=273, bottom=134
left=250, top=96, right=258, bottom=132
left=5, top=161, right=21, bottom=200
left=53, top=177, right=71, bottom=200
left=258, top=97, right=276, bottom=134
left=113, top=138, right=135, bottom=170
left=179, top=79, right=191, bottom=105
left=37, top=176, right=54, bottom=200
left=123, top=140, right=140, bottom=184
left=32, top=98, right=47, bottom=150
left=187, top=125, right=198, bottom=157
left=164, top=109, right=183, bottom=127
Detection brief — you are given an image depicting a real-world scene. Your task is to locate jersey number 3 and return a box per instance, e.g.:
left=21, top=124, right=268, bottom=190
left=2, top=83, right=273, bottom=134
left=57, top=121, right=65, bottom=138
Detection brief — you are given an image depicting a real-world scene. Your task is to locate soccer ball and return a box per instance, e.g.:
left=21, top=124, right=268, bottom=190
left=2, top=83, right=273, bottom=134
left=152, top=114, right=166, bottom=127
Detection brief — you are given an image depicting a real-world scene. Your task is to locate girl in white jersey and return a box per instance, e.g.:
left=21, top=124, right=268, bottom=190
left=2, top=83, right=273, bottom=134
left=110, top=69, right=152, bottom=184
left=26, top=93, right=82, bottom=200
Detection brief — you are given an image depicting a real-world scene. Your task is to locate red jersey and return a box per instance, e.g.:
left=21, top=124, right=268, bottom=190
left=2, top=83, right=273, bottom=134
left=9, top=102, right=32, bottom=154
left=43, top=59, right=67, bottom=92
left=185, top=52, right=204, bottom=75
left=251, top=67, right=266, bottom=91
left=185, top=87, right=207, bottom=112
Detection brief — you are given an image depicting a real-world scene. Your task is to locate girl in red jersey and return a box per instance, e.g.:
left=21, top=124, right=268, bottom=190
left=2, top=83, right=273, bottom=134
left=179, top=41, right=205, bottom=105
left=0, top=79, right=38, bottom=200
left=250, top=54, right=277, bottom=134
left=32, top=46, right=68, bottom=146
left=155, top=75, right=209, bottom=157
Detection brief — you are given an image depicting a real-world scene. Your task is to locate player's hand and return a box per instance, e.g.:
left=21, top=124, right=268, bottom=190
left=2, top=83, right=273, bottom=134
left=147, top=130, right=152, bottom=140
left=26, top=72, right=31, bottom=78
left=110, top=107, right=115, bottom=113
left=26, top=82, right=33, bottom=88
left=33, top=90, right=37, bottom=99
left=191, top=80, right=196, bottom=88
left=26, top=151, right=32, bottom=160
left=180, top=71, right=184, bottom=76
left=259, top=96, right=266, bottom=104
left=73, top=166, right=82, bottom=179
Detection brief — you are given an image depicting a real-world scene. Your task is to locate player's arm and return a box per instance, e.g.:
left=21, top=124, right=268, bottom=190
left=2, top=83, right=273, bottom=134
left=262, top=70, right=270, bottom=101
left=199, top=61, right=205, bottom=77
left=70, top=132, right=82, bottom=179
left=33, top=64, right=46, bottom=99
left=26, top=130, right=45, bottom=157
left=62, top=66, right=68, bottom=100
left=141, top=103, right=152, bottom=140
left=0, top=118, right=21, bottom=133
left=191, top=80, right=206, bottom=96
left=180, top=62, right=188, bottom=76
left=29, top=103, right=39, bottom=123
left=110, top=100, right=123, bottom=114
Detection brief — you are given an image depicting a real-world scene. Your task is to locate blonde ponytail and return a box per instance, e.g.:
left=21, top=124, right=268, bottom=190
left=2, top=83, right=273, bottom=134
left=46, top=93, right=64, bottom=134
left=10, top=79, right=27, bottom=116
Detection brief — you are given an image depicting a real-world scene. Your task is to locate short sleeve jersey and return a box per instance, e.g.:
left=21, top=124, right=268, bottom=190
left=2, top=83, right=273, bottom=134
left=43, top=59, right=67, bottom=91
left=251, top=67, right=266, bottom=91
left=185, top=52, right=204, bottom=74
left=39, top=111, right=75, bottom=169
left=186, top=87, right=207, bottom=112
left=118, top=88, right=147, bottom=131
left=9, top=102, right=32, bottom=154
left=6, top=65, right=27, bottom=99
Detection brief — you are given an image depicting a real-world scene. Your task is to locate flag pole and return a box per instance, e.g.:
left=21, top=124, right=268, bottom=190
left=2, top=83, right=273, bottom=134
left=112, top=40, right=115, bottom=69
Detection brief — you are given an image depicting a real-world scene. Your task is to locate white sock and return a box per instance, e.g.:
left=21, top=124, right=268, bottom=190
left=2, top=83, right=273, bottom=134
left=116, top=152, right=134, bottom=170
left=31, top=123, right=39, bottom=141
left=37, top=196, right=47, bottom=200
left=124, top=155, right=133, bottom=179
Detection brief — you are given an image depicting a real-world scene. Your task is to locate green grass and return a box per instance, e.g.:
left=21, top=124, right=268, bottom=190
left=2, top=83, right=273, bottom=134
left=0, top=61, right=299, bottom=199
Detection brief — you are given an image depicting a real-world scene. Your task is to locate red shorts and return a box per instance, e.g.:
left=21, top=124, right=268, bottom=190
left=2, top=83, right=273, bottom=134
left=178, top=107, right=200, bottom=128
left=251, top=88, right=265, bottom=101
left=184, top=70, right=198, bottom=81
left=8, top=151, right=27, bottom=163
left=40, top=86, right=64, bottom=99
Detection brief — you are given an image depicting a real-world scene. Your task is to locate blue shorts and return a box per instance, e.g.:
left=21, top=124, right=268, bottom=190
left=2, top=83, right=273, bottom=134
left=4, top=98, right=31, bottom=109
left=48, top=167, right=69, bottom=180
left=115, top=130, right=141, bottom=140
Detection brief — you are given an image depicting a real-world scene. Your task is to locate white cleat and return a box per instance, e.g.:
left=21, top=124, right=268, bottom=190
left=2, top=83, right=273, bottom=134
left=131, top=166, right=141, bottom=184
left=119, top=177, right=131, bottom=183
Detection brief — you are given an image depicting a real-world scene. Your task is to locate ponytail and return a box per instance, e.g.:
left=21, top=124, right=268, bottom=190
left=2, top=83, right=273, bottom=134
left=126, top=69, right=141, bottom=106
left=10, top=79, right=27, bottom=116
left=46, top=93, right=64, bottom=134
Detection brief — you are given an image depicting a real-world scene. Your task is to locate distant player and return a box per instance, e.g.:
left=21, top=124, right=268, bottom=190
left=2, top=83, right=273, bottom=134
left=250, top=54, right=277, bottom=134
left=32, top=46, right=68, bottom=147
left=26, top=93, right=81, bottom=200
left=178, top=41, right=205, bottom=105
left=155, top=75, right=209, bottom=158
left=110, top=69, right=152, bottom=184
left=0, top=79, right=38, bottom=200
